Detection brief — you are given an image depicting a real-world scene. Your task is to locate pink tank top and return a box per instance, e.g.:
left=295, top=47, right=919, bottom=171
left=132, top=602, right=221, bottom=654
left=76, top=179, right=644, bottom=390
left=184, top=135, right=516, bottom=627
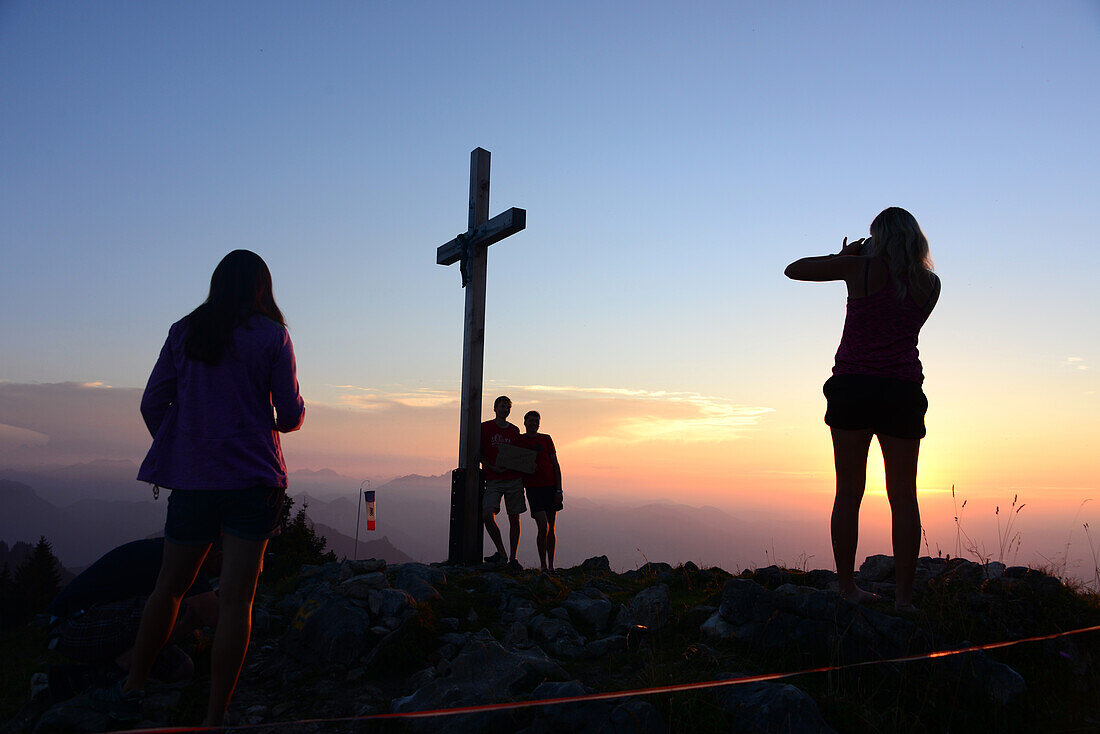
left=832, top=266, right=937, bottom=384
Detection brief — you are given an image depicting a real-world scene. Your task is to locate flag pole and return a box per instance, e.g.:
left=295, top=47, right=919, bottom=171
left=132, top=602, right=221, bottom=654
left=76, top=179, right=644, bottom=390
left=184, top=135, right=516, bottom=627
left=355, top=479, right=368, bottom=561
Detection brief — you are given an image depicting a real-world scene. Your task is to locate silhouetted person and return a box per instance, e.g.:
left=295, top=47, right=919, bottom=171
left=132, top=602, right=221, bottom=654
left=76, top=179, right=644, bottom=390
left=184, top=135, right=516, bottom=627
left=519, top=411, right=563, bottom=573
left=47, top=538, right=219, bottom=693
left=93, top=250, right=304, bottom=726
left=785, top=207, right=940, bottom=612
left=481, top=395, right=525, bottom=571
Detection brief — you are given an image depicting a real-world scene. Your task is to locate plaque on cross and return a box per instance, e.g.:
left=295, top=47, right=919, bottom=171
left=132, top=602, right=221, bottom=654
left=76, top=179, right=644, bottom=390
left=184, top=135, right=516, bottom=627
left=437, top=148, right=526, bottom=565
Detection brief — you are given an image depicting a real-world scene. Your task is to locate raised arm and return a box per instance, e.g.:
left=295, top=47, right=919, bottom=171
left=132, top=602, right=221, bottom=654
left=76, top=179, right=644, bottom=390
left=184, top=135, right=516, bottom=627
left=784, top=237, right=867, bottom=282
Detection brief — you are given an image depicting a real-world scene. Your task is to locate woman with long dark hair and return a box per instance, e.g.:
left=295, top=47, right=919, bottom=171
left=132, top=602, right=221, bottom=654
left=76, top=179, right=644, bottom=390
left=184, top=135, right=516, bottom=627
left=785, top=208, right=940, bottom=612
left=96, top=250, right=304, bottom=725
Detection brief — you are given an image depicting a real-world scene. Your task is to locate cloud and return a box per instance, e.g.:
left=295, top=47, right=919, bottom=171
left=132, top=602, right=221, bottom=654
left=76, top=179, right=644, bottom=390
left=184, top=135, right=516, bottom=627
left=0, top=382, right=148, bottom=466
left=1064, top=357, right=1089, bottom=371
left=508, top=384, right=773, bottom=445
left=0, top=423, right=49, bottom=449
left=330, top=385, right=459, bottom=410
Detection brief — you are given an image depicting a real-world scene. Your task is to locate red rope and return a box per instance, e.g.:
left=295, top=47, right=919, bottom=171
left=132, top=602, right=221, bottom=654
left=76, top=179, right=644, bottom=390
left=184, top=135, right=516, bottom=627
left=109, top=622, right=1100, bottom=733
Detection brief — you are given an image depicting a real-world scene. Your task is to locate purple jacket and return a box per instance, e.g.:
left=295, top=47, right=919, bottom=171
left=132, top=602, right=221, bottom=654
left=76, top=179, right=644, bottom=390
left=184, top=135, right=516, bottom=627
left=137, top=313, right=305, bottom=490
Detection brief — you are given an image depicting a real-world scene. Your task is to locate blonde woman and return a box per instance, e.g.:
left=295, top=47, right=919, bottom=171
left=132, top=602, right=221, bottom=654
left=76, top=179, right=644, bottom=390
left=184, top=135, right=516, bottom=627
left=785, top=208, right=940, bottom=612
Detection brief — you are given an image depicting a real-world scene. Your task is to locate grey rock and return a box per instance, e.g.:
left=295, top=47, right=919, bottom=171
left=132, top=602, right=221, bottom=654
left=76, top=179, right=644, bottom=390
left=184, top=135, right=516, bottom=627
left=985, top=561, right=1006, bottom=580
left=393, top=637, right=567, bottom=714
left=716, top=578, right=929, bottom=663
left=616, top=583, right=671, bottom=631
left=346, top=558, right=387, bottom=575
left=583, top=634, right=628, bottom=658
left=718, top=680, right=836, bottom=733
left=859, top=554, right=895, bottom=583
left=391, top=563, right=446, bottom=602
left=439, top=617, right=460, bottom=631
left=280, top=594, right=373, bottom=667
left=391, top=562, right=446, bottom=586
left=529, top=614, right=586, bottom=658
left=564, top=590, right=615, bottom=632
left=367, top=587, right=413, bottom=618
left=338, top=571, right=388, bottom=599
left=753, top=565, right=793, bottom=588
left=578, top=555, right=611, bottom=572
left=504, top=620, right=529, bottom=648
left=610, top=699, right=667, bottom=733
left=805, top=569, right=837, bottom=589
left=379, top=615, right=404, bottom=631
left=32, top=695, right=112, bottom=733
left=526, top=682, right=666, bottom=734
left=700, top=611, right=737, bottom=640
left=438, top=632, right=470, bottom=647
left=548, top=606, right=571, bottom=621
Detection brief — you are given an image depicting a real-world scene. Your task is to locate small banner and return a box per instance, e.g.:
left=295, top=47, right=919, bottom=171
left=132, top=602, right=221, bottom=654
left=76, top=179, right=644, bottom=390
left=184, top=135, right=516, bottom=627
left=364, top=490, right=376, bottom=531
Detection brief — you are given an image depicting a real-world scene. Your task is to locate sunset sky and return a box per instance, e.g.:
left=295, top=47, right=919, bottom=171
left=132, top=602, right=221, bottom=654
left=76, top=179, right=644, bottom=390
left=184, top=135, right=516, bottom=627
left=2, top=3, right=1098, bottom=575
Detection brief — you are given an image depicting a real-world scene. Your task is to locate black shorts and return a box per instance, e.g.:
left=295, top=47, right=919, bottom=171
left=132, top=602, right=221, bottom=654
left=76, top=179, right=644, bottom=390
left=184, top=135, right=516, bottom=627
left=525, top=486, right=563, bottom=515
left=165, top=487, right=286, bottom=545
left=823, top=374, right=928, bottom=440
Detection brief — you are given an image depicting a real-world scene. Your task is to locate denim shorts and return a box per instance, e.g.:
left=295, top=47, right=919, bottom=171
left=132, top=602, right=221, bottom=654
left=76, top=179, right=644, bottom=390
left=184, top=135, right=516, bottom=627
left=165, top=487, right=286, bottom=545
left=824, top=374, right=928, bottom=440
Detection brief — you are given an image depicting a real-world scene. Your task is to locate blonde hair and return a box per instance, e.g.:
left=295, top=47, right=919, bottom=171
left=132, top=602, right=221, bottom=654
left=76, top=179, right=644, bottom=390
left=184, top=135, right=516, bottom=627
left=866, top=207, right=934, bottom=300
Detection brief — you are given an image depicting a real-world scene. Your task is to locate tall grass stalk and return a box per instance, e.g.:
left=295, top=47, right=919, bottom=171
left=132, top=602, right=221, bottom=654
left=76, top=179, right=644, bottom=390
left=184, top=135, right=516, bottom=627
left=1083, top=522, right=1100, bottom=592
left=996, top=494, right=1025, bottom=564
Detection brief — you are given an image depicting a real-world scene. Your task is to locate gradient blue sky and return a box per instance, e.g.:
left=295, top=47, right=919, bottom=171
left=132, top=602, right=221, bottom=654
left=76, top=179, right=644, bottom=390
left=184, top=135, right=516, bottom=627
left=2, top=2, right=1098, bottom=535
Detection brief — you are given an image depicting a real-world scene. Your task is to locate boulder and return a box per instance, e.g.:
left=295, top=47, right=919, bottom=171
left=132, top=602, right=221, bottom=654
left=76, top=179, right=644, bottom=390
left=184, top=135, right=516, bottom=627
left=528, top=614, right=586, bottom=659
left=578, top=556, right=611, bottom=573
left=563, top=589, right=614, bottom=632
left=392, top=634, right=568, bottom=714
left=615, top=584, right=671, bottom=632
left=341, top=558, right=386, bottom=580
left=752, top=565, right=793, bottom=589
left=525, top=681, right=666, bottom=734
left=716, top=578, right=929, bottom=663
left=367, top=588, right=414, bottom=618
left=858, top=554, right=895, bottom=583
left=281, top=594, right=373, bottom=667
left=30, top=695, right=112, bottom=733
left=717, top=679, right=836, bottom=734
left=337, top=572, right=388, bottom=600
left=391, top=563, right=447, bottom=602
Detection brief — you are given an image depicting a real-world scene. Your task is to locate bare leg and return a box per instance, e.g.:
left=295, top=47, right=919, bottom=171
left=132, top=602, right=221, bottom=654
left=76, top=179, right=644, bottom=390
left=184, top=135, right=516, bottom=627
left=830, top=428, right=875, bottom=602
left=880, top=434, right=922, bottom=610
left=532, top=511, right=549, bottom=571
left=545, top=511, right=557, bottom=571
left=125, top=541, right=210, bottom=693
left=203, top=534, right=268, bottom=727
left=482, top=508, right=506, bottom=557
left=508, top=512, right=521, bottom=562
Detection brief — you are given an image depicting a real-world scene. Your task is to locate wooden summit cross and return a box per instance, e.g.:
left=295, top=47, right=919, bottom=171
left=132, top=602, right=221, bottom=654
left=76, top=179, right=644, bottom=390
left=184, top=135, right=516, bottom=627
left=436, top=148, right=526, bottom=565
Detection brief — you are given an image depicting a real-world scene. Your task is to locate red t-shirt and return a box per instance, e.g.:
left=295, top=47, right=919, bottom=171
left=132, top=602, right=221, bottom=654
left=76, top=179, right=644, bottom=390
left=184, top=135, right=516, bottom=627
left=481, top=420, right=521, bottom=481
left=518, top=433, right=557, bottom=488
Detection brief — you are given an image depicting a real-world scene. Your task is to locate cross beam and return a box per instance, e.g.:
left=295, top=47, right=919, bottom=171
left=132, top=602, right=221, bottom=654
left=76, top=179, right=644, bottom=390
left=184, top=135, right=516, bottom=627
left=437, top=148, right=526, bottom=565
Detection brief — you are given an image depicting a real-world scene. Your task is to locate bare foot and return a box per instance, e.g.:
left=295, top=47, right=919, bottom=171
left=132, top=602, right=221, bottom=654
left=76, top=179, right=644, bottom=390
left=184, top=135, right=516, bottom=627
left=839, top=587, right=879, bottom=604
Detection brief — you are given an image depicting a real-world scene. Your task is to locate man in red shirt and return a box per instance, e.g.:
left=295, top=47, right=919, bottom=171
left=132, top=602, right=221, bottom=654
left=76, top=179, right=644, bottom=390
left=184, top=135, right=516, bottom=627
left=481, top=396, right=525, bottom=570
left=519, top=411, right=563, bottom=573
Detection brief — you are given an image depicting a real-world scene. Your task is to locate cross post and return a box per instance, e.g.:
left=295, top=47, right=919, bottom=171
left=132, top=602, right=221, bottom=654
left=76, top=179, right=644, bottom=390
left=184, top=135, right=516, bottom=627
left=436, top=148, right=526, bottom=565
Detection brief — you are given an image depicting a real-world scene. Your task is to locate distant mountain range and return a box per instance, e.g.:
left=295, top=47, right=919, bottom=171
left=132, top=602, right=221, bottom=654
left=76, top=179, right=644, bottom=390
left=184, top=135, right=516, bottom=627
left=2, top=462, right=822, bottom=572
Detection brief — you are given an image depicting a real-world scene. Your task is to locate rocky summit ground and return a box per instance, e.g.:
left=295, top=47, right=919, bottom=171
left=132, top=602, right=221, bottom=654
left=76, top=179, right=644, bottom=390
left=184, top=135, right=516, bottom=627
left=6, top=554, right=1100, bottom=733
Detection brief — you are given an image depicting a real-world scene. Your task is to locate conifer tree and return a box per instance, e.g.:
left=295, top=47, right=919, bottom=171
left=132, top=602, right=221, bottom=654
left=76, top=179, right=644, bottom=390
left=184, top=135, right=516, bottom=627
left=0, top=561, right=14, bottom=629
left=12, top=535, right=63, bottom=625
